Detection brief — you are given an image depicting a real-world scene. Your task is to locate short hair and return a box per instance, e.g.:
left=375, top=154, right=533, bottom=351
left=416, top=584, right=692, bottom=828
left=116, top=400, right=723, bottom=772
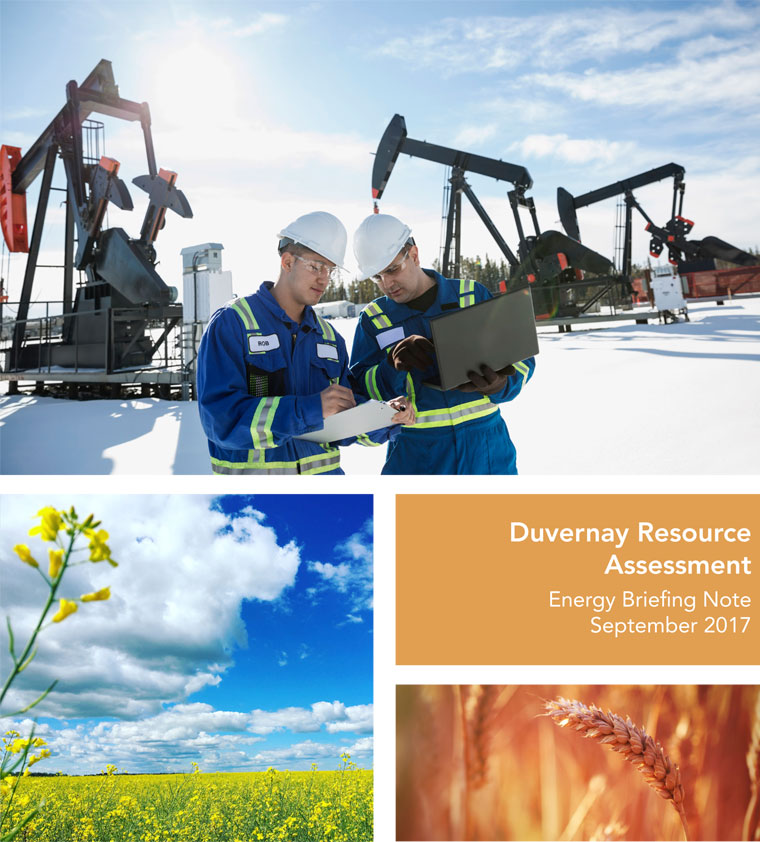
left=278, top=238, right=309, bottom=258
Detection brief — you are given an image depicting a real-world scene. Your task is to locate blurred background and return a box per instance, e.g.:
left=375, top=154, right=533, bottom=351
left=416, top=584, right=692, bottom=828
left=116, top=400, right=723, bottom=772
left=397, top=685, right=759, bottom=841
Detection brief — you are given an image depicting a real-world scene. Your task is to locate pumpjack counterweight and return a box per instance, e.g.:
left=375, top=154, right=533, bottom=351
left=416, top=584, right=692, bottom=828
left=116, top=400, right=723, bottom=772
left=371, top=114, right=615, bottom=320
left=0, top=60, right=192, bottom=393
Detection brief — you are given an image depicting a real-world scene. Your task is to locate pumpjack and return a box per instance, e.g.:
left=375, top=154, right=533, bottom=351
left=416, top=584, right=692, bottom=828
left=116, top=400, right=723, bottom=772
left=557, top=164, right=757, bottom=277
left=0, top=59, right=191, bottom=389
left=371, top=114, right=616, bottom=319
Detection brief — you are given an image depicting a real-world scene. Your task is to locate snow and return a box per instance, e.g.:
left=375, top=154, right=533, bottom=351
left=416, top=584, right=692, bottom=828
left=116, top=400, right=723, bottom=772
left=1, top=298, right=758, bottom=475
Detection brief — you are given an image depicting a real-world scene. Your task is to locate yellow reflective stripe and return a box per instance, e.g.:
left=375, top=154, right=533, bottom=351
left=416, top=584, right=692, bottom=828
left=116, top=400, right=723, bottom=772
left=364, top=300, right=393, bottom=329
left=405, top=373, right=417, bottom=412
left=411, top=399, right=499, bottom=429
left=365, top=366, right=382, bottom=401
left=513, top=360, right=529, bottom=384
left=250, top=397, right=280, bottom=449
left=261, top=396, right=280, bottom=448
left=316, top=315, right=335, bottom=342
left=459, top=279, right=476, bottom=308
left=355, top=434, right=383, bottom=447
left=210, top=449, right=340, bottom=475
left=250, top=399, right=268, bottom=449
left=231, top=299, right=254, bottom=330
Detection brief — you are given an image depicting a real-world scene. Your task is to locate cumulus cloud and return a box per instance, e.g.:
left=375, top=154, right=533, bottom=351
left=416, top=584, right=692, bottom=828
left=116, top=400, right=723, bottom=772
left=307, top=519, right=373, bottom=615
left=5, top=700, right=373, bottom=774
left=0, top=496, right=300, bottom=718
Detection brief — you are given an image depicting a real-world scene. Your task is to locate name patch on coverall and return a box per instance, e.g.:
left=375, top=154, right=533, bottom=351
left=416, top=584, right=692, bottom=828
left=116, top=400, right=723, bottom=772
left=376, top=326, right=404, bottom=350
left=248, top=334, right=280, bottom=353
left=316, top=343, right=339, bottom=360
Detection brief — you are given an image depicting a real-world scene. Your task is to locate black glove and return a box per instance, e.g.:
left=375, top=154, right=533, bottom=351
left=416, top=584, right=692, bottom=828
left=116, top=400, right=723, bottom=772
left=389, top=335, right=435, bottom=372
left=458, top=364, right=515, bottom=395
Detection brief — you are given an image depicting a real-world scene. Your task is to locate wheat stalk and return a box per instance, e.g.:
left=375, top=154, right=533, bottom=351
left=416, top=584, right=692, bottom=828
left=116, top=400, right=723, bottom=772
left=545, top=697, right=690, bottom=841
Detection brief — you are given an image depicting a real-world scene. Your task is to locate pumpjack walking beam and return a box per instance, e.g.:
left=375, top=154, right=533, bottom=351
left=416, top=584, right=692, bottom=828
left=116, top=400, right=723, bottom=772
left=371, top=114, right=613, bottom=319
left=1, top=59, right=191, bottom=378
left=372, top=114, right=532, bottom=278
left=557, top=163, right=757, bottom=274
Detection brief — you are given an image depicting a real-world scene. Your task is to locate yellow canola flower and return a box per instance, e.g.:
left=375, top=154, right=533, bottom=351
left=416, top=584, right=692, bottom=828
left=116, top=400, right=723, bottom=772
left=81, top=587, right=110, bottom=602
left=29, top=507, right=63, bottom=542
left=84, top=528, right=117, bottom=566
left=52, top=598, right=78, bottom=623
left=13, top=544, right=38, bottom=568
left=0, top=775, right=16, bottom=796
left=48, top=548, right=64, bottom=579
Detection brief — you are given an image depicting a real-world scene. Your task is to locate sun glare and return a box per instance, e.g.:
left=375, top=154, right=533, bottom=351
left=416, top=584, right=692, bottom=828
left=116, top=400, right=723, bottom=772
left=146, top=39, right=243, bottom=131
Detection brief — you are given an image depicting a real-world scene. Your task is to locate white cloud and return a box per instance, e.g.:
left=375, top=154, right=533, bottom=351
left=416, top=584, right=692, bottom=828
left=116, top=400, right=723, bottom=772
left=5, top=700, right=373, bottom=773
left=526, top=45, right=760, bottom=112
left=0, top=496, right=300, bottom=718
left=230, top=13, right=289, bottom=38
left=307, top=519, right=373, bottom=616
left=510, top=134, right=637, bottom=165
left=373, top=2, right=758, bottom=75
left=453, top=124, right=499, bottom=148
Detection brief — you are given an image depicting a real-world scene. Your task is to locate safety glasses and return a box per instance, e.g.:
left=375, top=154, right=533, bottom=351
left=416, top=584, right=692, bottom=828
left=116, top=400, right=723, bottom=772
left=371, top=248, right=410, bottom=284
left=293, top=254, right=342, bottom=283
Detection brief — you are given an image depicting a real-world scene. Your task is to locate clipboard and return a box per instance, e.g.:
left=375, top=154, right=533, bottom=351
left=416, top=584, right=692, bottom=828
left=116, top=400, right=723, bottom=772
left=296, top=400, right=398, bottom=443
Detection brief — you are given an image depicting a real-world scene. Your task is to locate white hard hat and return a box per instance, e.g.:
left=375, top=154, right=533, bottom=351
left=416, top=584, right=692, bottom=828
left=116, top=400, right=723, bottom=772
left=353, top=213, right=413, bottom=279
left=277, top=211, right=348, bottom=269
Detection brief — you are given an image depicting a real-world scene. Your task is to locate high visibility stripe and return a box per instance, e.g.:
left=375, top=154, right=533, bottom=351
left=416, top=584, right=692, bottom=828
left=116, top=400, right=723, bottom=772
left=513, top=360, right=529, bottom=384
left=410, top=398, right=499, bottom=429
left=355, top=434, right=383, bottom=447
left=363, top=300, right=392, bottom=330
left=459, top=279, right=476, bottom=308
left=231, top=297, right=259, bottom=330
left=250, top=397, right=280, bottom=449
left=365, top=366, right=382, bottom=401
left=402, top=373, right=418, bottom=426
left=316, top=315, right=335, bottom=342
left=261, top=396, right=280, bottom=448
left=231, top=299, right=253, bottom=330
left=211, top=449, right=341, bottom=475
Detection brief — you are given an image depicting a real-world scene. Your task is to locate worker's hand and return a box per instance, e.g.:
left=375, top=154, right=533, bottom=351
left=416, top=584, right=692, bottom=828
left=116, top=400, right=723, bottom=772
left=320, top=384, right=356, bottom=418
left=458, top=364, right=515, bottom=395
left=388, top=396, right=416, bottom=425
left=389, top=335, right=435, bottom=371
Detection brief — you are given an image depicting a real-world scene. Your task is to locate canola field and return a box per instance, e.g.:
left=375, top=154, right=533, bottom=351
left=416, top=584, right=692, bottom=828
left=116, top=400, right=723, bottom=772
left=3, top=767, right=373, bottom=841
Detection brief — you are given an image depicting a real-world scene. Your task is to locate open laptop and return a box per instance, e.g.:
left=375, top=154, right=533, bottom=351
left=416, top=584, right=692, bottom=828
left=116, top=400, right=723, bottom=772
left=424, top=287, right=539, bottom=391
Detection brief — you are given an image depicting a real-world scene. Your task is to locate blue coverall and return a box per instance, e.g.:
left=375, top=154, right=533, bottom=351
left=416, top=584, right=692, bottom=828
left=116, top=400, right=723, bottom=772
left=349, top=270, right=535, bottom=475
left=197, top=282, right=388, bottom=475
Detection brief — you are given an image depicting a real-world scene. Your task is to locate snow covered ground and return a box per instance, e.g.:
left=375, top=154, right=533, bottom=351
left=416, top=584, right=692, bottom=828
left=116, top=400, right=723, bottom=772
left=1, top=298, right=758, bottom=475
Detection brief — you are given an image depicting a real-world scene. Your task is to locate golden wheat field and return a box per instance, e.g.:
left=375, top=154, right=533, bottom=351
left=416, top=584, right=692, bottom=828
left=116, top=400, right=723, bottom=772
left=397, top=685, right=760, bottom=842
left=3, top=767, right=372, bottom=842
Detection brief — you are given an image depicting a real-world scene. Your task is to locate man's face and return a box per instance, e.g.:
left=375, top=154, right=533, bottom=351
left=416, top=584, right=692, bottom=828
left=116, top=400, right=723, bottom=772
left=374, top=245, right=430, bottom=304
left=281, top=249, right=335, bottom=308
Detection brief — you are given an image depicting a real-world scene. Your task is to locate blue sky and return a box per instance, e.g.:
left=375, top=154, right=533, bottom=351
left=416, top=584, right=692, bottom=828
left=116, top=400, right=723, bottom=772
left=2, top=0, right=758, bottom=309
left=0, top=495, right=373, bottom=773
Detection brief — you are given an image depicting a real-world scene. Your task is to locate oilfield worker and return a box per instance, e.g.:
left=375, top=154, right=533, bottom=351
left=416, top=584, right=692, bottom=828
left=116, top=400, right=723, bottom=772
left=349, top=213, right=535, bottom=475
left=196, top=211, right=414, bottom=475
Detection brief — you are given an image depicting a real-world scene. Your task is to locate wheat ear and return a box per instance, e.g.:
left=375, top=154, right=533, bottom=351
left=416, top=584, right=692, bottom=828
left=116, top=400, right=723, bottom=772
left=545, top=697, right=690, bottom=841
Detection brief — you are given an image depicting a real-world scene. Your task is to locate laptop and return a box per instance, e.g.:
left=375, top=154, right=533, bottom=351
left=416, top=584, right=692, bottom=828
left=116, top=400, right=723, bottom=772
left=424, top=287, right=539, bottom=391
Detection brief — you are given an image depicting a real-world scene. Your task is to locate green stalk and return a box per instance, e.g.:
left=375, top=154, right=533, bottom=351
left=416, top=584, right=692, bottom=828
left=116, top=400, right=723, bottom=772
left=0, top=529, right=76, bottom=710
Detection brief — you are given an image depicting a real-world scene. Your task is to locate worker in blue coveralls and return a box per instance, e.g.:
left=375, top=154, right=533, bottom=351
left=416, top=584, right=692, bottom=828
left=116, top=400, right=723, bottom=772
left=350, top=213, right=535, bottom=475
left=197, top=211, right=414, bottom=475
